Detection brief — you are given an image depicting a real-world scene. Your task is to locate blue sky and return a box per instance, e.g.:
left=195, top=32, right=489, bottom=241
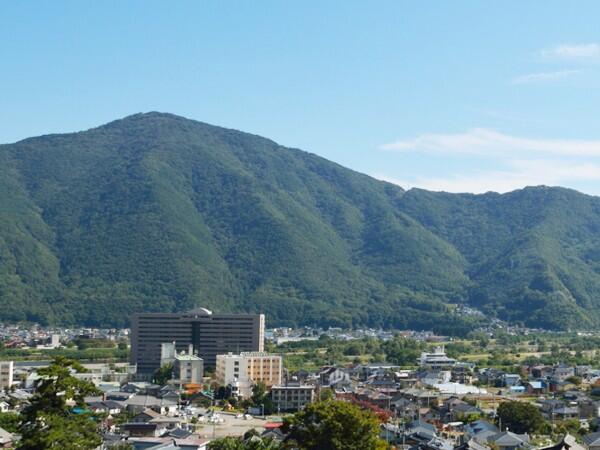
left=2, top=1, right=600, bottom=194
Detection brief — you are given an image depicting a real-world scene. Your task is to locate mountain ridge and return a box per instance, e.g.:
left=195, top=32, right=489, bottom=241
left=1, top=112, right=599, bottom=332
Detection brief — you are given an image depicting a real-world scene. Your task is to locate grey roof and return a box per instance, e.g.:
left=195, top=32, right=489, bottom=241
left=125, top=395, right=176, bottom=407
left=0, top=427, right=13, bottom=445
left=488, top=431, right=530, bottom=447
left=465, top=420, right=500, bottom=437
left=583, top=432, right=600, bottom=446
left=167, top=428, right=192, bottom=439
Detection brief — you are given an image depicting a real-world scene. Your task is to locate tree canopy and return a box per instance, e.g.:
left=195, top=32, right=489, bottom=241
left=285, top=400, right=387, bottom=450
left=17, top=357, right=102, bottom=450
left=497, top=401, right=546, bottom=434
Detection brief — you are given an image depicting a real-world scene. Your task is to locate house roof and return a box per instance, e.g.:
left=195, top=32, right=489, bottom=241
left=488, top=431, right=530, bottom=447
left=0, top=427, right=13, bottom=445
left=583, top=432, right=600, bottom=446
left=541, top=433, right=586, bottom=450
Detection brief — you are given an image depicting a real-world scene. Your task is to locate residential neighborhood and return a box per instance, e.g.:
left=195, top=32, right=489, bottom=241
left=0, top=314, right=600, bottom=449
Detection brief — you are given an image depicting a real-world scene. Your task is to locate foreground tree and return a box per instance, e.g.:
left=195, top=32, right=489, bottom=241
left=17, top=357, right=102, bottom=450
left=285, top=400, right=387, bottom=450
left=497, top=401, right=546, bottom=434
left=207, top=435, right=280, bottom=449
left=251, top=382, right=275, bottom=415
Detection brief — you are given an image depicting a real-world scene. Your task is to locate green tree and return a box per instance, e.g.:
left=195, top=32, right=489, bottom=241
left=497, top=401, right=546, bottom=434
left=251, top=382, right=275, bottom=415
left=152, top=363, right=173, bottom=385
left=0, top=412, right=21, bottom=433
left=17, top=357, right=102, bottom=450
left=208, top=437, right=245, bottom=450
left=208, top=436, right=280, bottom=449
left=285, top=400, right=387, bottom=450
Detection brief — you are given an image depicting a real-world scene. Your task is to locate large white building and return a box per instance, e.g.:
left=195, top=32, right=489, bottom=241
left=419, top=346, right=457, bottom=369
left=216, top=352, right=282, bottom=398
left=0, top=362, right=13, bottom=389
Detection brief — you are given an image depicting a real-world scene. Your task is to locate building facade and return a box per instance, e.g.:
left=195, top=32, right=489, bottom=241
left=215, top=352, right=282, bottom=391
left=131, top=308, right=264, bottom=374
left=271, top=384, right=316, bottom=412
left=0, top=362, right=13, bottom=389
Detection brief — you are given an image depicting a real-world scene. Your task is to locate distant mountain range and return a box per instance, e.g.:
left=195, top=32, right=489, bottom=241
left=1, top=112, right=599, bottom=332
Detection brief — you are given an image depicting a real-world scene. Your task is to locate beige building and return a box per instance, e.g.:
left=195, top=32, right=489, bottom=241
left=160, top=343, right=204, bottom=387
left=216, top=352, right=282, bottom=398
left=173, top=350, right=203, bottom=387
left=0, top=361, right=13, bottom=389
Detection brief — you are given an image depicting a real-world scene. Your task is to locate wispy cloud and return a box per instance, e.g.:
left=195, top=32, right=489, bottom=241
left=540, top=43, right=600, bottom=61
left=511, top=69, right=580, bottom=85
left=375, top=159, right=600, bottom=194
left=381, top=128, right=600, bottom=157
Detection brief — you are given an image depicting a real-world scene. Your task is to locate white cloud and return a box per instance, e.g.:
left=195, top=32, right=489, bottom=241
left=375, top=159, right=600, bottom=194
left=381, top=128, right=600, bottom=157
left=540, top=43, right=600, bottom=60
left=511, top=69, right=580, bottom=85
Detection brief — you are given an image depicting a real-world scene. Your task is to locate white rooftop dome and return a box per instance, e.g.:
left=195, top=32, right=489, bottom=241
left=187, top=307, right=213, bottom=315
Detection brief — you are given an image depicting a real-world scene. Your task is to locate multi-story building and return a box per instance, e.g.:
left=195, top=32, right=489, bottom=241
left=216, top=352, right=282, bottom=391
left=131, top=308, right=264, bottom=375
left=271, top=384, right=316, bottom=412
left=419, top=346, right=457, bottom=369
left=0, top=362, right=13, bottom=389
left=161, top=342, right=204, bottom=387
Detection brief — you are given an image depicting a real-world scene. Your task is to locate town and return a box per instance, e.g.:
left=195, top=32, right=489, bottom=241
left=0, top=308, right=599, bottom=449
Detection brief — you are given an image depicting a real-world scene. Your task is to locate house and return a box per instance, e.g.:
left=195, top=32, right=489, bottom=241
left=319, top=367, right=350, bottom=387
left=553, top=406, right=580, bottom=420
left=541, top=433, right=585, bottom=450
left=582, top=432, right=600, bottom=450
left=124, top=395, right=178, bottom=415
left=127, top=437, right=210, bottom=450
left=87, top=400, right=124, bottom=415
left=487, top=431, right=530, bottom=450
left=452, top=366, right=474, bottom=384
left=122, top=409, right=181, bottom=438
left=105, top=391, right=135, bottom=402
left=501, top=374, right=521, bottom=387
left=404, top=419, right=437, bottom=445
left=464, top=420, right=500, bottom=443
left=553, top=365, right=575, bottom=382
left=131, top=408, right=162, bottom=423
left=578, top=400, right=600, bottom=419
left=526, top=380, right=546, bottom=395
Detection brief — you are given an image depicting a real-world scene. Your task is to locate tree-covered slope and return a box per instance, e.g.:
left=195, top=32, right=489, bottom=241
left=397, top=187, right=600, bottom=330
left=0, top=113, right=470, bottom=330
left=3, top=112, right=600, bottom=331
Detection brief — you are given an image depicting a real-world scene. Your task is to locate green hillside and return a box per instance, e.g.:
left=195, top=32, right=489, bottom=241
left=1, top=112, right=599, bottom=332
left=397, top=187, right=600, bottom=330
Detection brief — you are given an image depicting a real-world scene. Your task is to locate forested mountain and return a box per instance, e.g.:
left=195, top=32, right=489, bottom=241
left=0, top=112, right=599, bottom=332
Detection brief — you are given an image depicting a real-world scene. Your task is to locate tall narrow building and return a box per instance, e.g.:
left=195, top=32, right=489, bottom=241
left=131, top=308, right=264, bottom=375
